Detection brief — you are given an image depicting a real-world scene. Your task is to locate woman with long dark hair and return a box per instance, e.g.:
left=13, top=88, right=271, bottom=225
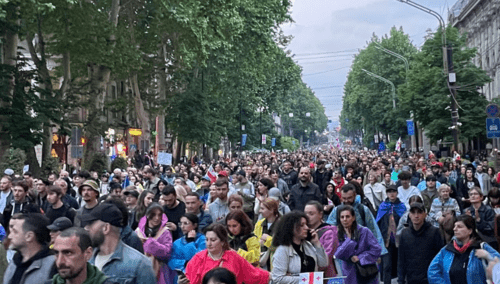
left=428, top=215, right=500, bottom=284
left=226, top=210, right=260, bottom=265
left=271, top=211, right=328, bottom=283
left=334, top=205, right=381, bottom=284
left=135, top=190, right=155, bottom=224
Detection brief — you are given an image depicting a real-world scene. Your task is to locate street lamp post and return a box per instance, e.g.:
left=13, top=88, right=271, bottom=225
left=396, top=0, right=459, bottom=151
left=362, top=69, right=396, bottom=109
left=374, top=43, right=409, bottom=85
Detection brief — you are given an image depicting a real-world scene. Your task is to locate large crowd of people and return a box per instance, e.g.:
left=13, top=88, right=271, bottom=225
left=2, top=149, right=500, bottom=284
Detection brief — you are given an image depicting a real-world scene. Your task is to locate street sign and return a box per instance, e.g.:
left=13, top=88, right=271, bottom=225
left=486, top=117, right=500, bottom=138
left=486, top=104, right=500, bottom=117
left=406, top=120, right=415, bottom=135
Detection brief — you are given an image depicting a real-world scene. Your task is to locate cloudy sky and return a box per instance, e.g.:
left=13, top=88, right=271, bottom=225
left=281, top=0, right=458, bottom=122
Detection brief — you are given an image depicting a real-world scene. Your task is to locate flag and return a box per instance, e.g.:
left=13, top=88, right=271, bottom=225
left=326, top=278, right=345, bottom=284
left=242, top=134, right=247, bottom=146
left=395, top=137, right=402, bottom=152
left=299, top=272, right=323, bottom=284
left=272, top=138, right=276, bottom=147
left=204, top=165, right=217, bottom=183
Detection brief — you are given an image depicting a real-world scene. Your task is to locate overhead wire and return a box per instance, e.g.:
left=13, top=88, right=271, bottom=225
left=302, top=66, right=351, bottom=76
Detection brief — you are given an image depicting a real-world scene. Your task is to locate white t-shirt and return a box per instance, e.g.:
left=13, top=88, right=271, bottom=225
left=397, top=185, right=422, bottom=210
left=94, top=253, right=113, bottom=271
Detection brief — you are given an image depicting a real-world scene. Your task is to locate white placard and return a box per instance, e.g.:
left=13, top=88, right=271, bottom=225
left=157, top=152, right=172, bottom=165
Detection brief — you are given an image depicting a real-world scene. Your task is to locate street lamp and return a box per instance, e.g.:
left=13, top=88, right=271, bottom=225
left=396, top=0, right=459, bottom=150
left=361, top=69, right=396, bottom=109
left=374, top=43, right=409, bottom=85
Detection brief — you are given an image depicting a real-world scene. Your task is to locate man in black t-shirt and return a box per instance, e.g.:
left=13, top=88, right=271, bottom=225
left=45, top=185, right=76, bottom=224
left=159, top=185, right=185, bottom=240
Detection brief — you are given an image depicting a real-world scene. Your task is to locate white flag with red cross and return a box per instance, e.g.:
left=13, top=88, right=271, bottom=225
left=299, top=272, right=323, bottom=284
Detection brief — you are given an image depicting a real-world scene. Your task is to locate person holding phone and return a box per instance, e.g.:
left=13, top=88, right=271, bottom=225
left=135, top=203, right=173, bottom=284
left=271, top=211, right=328, bottom=284
left=168, top=213, right=206, bottom=282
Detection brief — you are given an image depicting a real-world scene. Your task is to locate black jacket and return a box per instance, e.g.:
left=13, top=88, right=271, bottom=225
left=288, top=182, right=323, bottom=211
left=398, top=221, right=443, bottom=284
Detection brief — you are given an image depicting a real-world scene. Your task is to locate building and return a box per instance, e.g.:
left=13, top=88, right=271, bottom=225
left=449, top=0, right=500, bottom=100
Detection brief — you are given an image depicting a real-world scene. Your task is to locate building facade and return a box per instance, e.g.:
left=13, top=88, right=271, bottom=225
left=449, top=0, right=500, bottom=100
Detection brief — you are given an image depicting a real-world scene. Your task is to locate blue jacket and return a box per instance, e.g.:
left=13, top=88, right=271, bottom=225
left=197, top=210, right=213, bottom=232
left=89, top=240, right=156, bottom=284
left=168, top=233, right=206, bottom=283
left=428, top=241, right=500, bottom=284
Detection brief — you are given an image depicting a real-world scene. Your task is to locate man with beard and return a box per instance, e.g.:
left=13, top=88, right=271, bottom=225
left=83, top=203, right=155, bottom=284
left=3, top=213, right=56, bottom=284
left=313, top=160, right=331, bottom=194
left=74, top=180, right=100, bottom=228
left=280, top=160, right=298, bottom=188
left=48, top=227, right=111, bottom=284
left=35, top=179, right=51, bottom=213
left=288, top=167, right=322, bottom=211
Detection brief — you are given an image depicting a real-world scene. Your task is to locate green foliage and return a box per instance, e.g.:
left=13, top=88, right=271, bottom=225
left=110, top=157, right=128, bottom=171
left=399, top=26, right=490, bottom=143
left=0, top=148, right=26, bottom=176
left=280, top=136, right=299, bottom=152
left=40, top=157, right=61, bottom=178
left=341, top=27, right=417, bottom=143
left=86, top=152, right=109, bottom=174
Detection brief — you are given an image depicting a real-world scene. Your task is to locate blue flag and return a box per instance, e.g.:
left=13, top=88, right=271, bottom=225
left=241, top=134, right=247, bottom=146
left=378, top=141, right=386, bottom=152
left=272, top=138, right=276, bottom=147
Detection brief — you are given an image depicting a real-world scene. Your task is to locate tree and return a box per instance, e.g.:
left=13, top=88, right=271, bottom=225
left=340, top=27, right=417, bottom=147
left=399, top=26, right=490, bottom=144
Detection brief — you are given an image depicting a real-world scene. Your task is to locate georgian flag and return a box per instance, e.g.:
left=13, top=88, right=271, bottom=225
left=299, top=272, right=323, bottom=284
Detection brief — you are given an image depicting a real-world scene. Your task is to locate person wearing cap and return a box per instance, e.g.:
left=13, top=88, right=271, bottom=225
left=397, top=202, right=442, bottom=284
left=419, top=175, right=441, bottom=213
left=84, top=203, right=156, bottom=284
left=74, top=180, right=100, bottom=228
left=397, top=171, right=422, bottom=210
left=234, top=170, right=255, bottom=220
left=4, top=213, right=56, bottom=284
left=197, top=176, right=211, bottom=202
left=45, top=185, right=77, bottom=224
left=376, top=185, right=406, bottom=284
left=217, top=170, right=237, bottom=194
left=48, top=217, right=74, bottom=248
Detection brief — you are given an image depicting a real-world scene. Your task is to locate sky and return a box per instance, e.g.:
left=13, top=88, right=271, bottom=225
left=281, top=0, right=458, bottom=123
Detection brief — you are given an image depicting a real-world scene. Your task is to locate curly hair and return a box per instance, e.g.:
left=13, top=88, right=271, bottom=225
left=272, top=211, right=308, bottom=247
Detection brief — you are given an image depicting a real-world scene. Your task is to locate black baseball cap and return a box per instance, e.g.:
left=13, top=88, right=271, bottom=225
left=385, top=185, right=398, bottom=192
left=47, top=217, right=73, bottom=231
left=123, top=190, right=139, bottom=198
left=410, top=202, right=426, bottom=213
left=79, top=203, right=123, bottom=227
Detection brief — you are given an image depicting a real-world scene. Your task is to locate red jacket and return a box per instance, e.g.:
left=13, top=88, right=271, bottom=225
left=186, top=249, right=269, bottom=284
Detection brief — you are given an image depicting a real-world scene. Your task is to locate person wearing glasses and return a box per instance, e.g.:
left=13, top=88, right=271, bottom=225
left=464, top=187, right=497, bottom=250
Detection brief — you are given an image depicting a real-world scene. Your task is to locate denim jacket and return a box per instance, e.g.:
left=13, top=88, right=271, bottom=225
left=89, top=240, right=156, bottom=284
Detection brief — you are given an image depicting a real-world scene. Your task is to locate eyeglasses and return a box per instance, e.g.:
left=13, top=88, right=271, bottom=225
left=469, top=192, right=481, bottom=196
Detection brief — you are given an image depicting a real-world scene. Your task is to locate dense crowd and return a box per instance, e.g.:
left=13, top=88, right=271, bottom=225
left=2, top=149, right=500, bottom=284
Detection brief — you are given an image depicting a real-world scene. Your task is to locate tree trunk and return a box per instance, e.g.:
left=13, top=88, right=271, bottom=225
left=130, top=73, right=151, bottom=145
left=83, top=0, right=120, bottom=166
left=26, top=30, right=54, bottom=167
left=155, top=44, right=167, bottom=156
left=0, top=4, right=20, bottom=159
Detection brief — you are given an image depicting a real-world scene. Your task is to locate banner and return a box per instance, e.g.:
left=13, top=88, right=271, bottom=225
left=262, top=134, right=266, bottom=145
left=406, top=119, right=415, bottom=135
left=241, top=134, right=247, bottom=146
left=271, top=138, right=276, bottom=147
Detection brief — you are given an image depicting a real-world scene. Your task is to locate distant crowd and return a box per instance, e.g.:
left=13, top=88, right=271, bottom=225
left=2, top=149, right=500, bottom=284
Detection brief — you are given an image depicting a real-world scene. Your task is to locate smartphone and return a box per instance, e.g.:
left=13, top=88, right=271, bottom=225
left=306, top=230, right=313, bottom=241
left=175, top=269, right=186, bottom=278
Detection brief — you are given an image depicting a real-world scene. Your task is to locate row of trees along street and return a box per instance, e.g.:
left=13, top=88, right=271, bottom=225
left=340, top=26, right=491, bottom=151
left=0, top=0, right=327, bottom=176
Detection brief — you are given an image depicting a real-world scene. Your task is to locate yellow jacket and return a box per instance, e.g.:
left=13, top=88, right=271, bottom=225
left=229, top=234, right=261, bottom=264
left=254, top=218, right=273, bottom=248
